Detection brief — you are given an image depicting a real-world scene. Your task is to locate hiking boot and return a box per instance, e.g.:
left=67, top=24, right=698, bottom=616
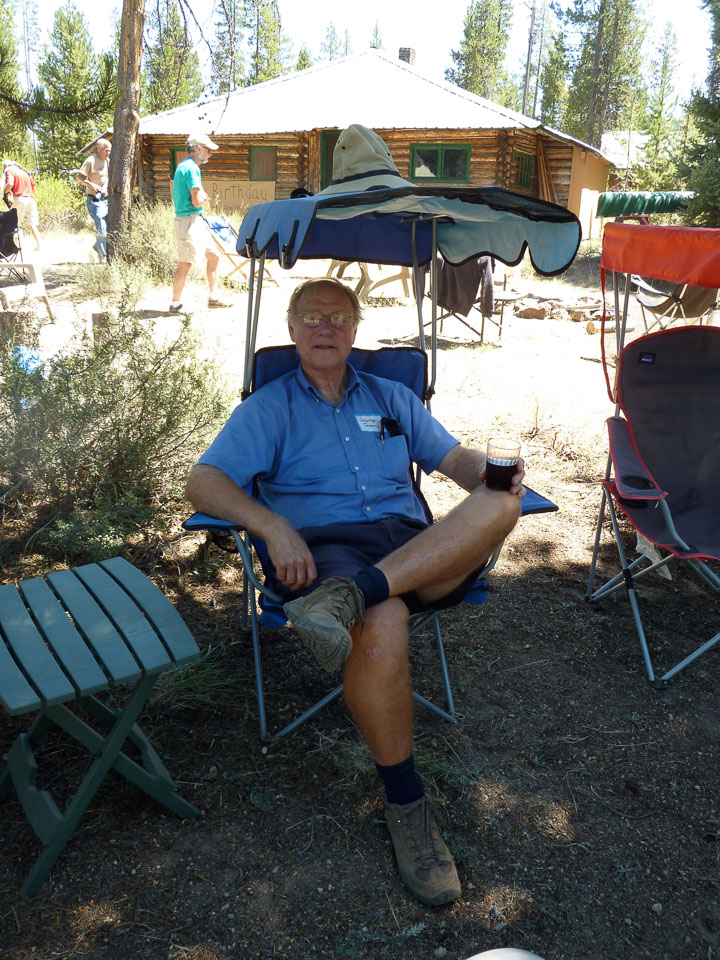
left=384, top=795, right=462, bottom=906
left=169, top=303, right=184, bottom=314
left=283, top=576, right=365, bottom=673
left=208, top=295, right=232, bottom=308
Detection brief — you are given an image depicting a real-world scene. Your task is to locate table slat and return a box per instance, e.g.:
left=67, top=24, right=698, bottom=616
left=0, top=639, right=41, bottom=715
left=100, top=558, right=199, bottom=664
left=74, top=565, right=170, bottom=674
left=19, top=578, right=108, bottom=696
left=46, top=571, right=141, bottom=684
left=0, top=585, right=75, bottom=707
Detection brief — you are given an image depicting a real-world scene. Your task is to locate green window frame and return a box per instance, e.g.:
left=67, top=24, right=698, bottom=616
left=250, top=146, right=277, bottom=181
left=410, top=143, right=471, bottom=183
left=169, top=147, right=189, bottom=176
left=514, top=151, right=533, bottom=188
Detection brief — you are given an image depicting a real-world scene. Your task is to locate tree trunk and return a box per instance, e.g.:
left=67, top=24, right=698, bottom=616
left=107, top=0, right=145, bottom=260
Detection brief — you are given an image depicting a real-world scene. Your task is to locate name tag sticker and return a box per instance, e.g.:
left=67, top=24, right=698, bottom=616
left=355, top=415, right=382, bottom=432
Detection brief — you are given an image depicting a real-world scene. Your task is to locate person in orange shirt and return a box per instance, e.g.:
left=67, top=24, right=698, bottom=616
left=1, top=160, right=41, bottom=252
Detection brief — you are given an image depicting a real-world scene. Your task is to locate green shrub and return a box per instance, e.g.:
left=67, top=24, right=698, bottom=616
left=44, top=491, right=154, bottom=562
left=34, top=173, right=87, bottom=232
left=74, top=258, right=150, bottom=312
left=0, top=303, right=231, bottom=561
left=113, top=201, right=196, bottom=285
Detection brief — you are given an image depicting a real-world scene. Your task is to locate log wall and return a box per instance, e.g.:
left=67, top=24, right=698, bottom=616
left=139, top=127, right=585, bottom=214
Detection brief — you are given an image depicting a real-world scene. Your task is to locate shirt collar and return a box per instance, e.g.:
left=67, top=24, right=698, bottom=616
left=295, top=361, right=360, bottom=402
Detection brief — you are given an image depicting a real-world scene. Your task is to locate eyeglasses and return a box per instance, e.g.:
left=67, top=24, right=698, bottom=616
left=295, top=310, right=356, bottom=329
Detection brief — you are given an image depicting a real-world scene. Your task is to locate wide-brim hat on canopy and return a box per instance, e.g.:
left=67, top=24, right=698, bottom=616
left=319, top=124, right=414, bottom=195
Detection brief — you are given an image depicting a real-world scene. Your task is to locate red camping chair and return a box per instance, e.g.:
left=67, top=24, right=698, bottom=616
left=587, top=223, right=720, bottom=686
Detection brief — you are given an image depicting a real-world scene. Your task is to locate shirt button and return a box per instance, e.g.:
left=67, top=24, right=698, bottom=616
left=354, top=466, right=359, bottom=471
left=345, top=436, right=350, bottom=442
left=361, top=485, right=366, bottom=490
left=366, top=507, right=371, bottom=512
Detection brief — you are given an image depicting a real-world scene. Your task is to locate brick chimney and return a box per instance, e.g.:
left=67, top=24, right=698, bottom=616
left=399, top=47, right=416, bottom=64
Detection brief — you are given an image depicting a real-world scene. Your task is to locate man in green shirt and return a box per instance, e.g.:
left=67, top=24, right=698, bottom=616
left=169, top=133, right=231, bottom=313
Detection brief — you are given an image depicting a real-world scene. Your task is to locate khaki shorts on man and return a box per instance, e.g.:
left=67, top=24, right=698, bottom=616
left=12, top=195, right=40, bottom=231
left=174, top=212, right=213, bottom=264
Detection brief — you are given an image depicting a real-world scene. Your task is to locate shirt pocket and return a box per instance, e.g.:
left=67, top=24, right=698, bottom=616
left=379, top=434, right=412, bottom=484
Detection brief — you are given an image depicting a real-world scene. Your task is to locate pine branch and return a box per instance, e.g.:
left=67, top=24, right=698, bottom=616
left=0, top=53, right=117, bottom=124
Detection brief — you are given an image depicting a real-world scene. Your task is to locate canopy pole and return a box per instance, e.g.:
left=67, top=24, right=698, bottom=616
left=411, top=222, right=426, bottom=353
left=242, top=253, right=265, bottom=398
left=427, top=219, right=439, bottom=407
left=242, top=255, right=257, bottom=397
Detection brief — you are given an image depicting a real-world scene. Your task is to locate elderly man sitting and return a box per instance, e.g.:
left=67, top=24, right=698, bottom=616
left=186, top=277, right=524, bottom=906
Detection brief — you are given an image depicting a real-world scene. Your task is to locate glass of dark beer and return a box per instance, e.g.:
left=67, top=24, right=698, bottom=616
left=485, top=437, right=521, bottom=491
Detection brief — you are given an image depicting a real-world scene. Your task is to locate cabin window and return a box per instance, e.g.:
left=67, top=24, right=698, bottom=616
left=250, top=146, right=277, bottom=181
left=410, top=143, right=470, bottom=182
left=169, top=147, right=190, bottom=175
left=513, top=151, right=533, bottom=188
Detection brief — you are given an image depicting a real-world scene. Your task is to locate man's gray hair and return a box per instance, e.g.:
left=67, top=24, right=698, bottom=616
left=286, top=278, right=363, bottom=328
left=96, top=138, right=111, bottom=151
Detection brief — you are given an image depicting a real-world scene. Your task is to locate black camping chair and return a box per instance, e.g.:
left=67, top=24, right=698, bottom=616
left=587, top=325, right=720, bottom=686
left=0, top=208, right=25, bottom=282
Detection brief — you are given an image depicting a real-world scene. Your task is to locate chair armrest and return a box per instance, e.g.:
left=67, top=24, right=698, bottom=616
left=521, top=485, right=558, bottom=515
left=182, top=512, right=242, bottom=532
left=607, top=417, right=666, bottom=500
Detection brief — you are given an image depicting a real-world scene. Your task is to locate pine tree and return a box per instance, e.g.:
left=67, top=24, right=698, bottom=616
left=538, top=30, right=569, bottom=126
left=143, top=0, right=204, bottom=113
left=320, top=22, right=341, bottom=61
left=210, top=0, right=245, bottom=94
left=295, top=43, right=312, bottom=71
left=342, top=28, right=352, bottom=56
left=242, top=0, right=292, bottom=85
left=445, top=0, right=513, bottom=103
left=683, top=0, right=720, bottom=224
left=35, top=1, right=112, bottom=173
left=370, top=21, right=383, bottom=49
left=630, top=24, right=679, bottom=190
left=561, top=0, right=647, bottom=147
left=0, top=0, right=31, bottom=162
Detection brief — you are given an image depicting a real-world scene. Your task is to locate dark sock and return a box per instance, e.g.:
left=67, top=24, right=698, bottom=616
left=352, top=565, right=390, bottom=608
left=376, top=754, right=425, bottom=806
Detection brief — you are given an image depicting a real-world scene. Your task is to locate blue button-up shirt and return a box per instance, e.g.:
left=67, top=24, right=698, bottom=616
left=199, top=363, right=458, bottom=530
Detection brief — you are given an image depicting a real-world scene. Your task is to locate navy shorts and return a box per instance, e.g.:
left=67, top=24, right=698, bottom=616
left=267, top=516, right=478, bottom=615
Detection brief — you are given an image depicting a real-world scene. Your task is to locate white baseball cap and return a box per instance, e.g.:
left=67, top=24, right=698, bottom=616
left=187, top=133, right=219, bottom=151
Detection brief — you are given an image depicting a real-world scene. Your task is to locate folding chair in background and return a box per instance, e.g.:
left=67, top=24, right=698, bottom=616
left=0, top=207, right=24, bottom=280
left=203, top=215, right=279, bottom=287
left=420, top=256, right=499, bottom=343
left=0, top=207, right=54, bottom=321
left=633, top=274, right=718, bottom=333
left=185, top=344, right=557, bottom=741
left=587, top=222, right=720, bottom=686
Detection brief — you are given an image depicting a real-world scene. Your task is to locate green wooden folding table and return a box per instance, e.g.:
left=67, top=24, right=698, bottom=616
left=0, top=557, right=200, bottom=895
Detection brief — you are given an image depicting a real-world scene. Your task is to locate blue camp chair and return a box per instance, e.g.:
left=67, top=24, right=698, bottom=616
left=185, top=344, right=556, bottom=741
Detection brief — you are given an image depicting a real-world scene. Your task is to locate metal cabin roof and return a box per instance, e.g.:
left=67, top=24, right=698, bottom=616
left=139, top=49, right=548, bottom=139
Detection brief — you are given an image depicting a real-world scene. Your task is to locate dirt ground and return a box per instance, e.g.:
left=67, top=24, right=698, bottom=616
left=1, top=237, right=719, bottom=960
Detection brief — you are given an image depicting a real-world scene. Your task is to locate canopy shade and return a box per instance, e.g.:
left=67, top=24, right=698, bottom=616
left=601, top=222, right=720, bottom=288
left=597, top=190, right=694, bottom=218
left=238, top=185, right=582, bottom=277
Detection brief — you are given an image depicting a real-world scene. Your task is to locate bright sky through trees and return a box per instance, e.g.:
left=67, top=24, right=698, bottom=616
left=30, top=0, right=709, bottom=104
